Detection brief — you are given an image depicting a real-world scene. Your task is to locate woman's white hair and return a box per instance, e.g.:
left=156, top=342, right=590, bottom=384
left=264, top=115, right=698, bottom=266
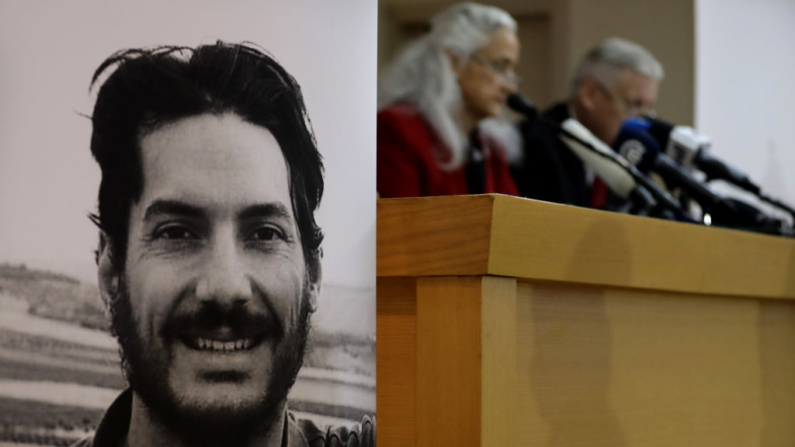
left=378, top=2, right=516, bottom=170
left=570, top=37, right=664, bottom=97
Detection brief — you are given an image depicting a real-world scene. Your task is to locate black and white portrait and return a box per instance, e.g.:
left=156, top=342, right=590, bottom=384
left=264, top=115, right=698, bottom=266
left=0, top=2, right=376, bottom=446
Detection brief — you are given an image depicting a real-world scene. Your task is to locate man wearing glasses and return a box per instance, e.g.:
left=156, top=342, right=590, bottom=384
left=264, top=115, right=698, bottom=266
left=512, top=37, right=664, bottom=208
left=569, top=37, right=662, bottom=146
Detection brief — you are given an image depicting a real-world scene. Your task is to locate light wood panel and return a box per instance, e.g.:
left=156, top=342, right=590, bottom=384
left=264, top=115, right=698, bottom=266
left=376, top=277, right=417, bottom=446
left=377, top=195, right=795, bottom=299
left=376, top=195, right=795, bottom=446
left=514, top=280, right=795, bottom=446
left=377, top=274, right=795, bottom=446
left=480, top=276, right=518, bottom=447
left=377, top=275, right=523, bottom=447
left=377, top=196, right=494, bottom=277
left=488, top=194, right=795, bottom=298
left=416, top=277, right=482, bottom=447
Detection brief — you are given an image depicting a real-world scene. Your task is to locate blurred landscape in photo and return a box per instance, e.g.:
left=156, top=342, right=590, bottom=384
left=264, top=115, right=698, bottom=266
left=0, top=263, right=375, bottom=446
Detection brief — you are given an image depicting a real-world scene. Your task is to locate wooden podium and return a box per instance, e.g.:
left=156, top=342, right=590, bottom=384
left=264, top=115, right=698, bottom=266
left=376, top=194, right=795, bottom=447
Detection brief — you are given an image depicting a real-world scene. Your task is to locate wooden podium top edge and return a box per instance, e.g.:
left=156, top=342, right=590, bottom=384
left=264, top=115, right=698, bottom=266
left=377, top=194, right=795, bottom=299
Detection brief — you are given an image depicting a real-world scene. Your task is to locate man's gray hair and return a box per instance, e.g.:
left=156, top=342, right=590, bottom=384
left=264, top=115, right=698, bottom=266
left=378, top=2, right=516, bottom=171
left=570, top=37, right=664, bottom=97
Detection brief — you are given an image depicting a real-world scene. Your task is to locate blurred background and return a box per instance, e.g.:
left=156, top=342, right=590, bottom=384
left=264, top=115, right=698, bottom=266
left=378, top=0, right=795, bottom=209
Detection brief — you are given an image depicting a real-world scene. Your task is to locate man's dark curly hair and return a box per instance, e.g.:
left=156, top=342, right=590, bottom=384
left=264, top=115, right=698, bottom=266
left=89, top=41, right=324, bottom=282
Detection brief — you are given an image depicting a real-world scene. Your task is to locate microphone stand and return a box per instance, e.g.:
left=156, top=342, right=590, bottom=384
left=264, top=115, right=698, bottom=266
left=758, top=191, right=795, bottom=224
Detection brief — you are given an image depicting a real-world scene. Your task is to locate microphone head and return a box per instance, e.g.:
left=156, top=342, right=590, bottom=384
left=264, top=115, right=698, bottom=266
left=643, top=116, right=675, bottom=147
left=643, top=117, right=708, bottom=170
left=558, top=118, right=637, bottom=199
left=613, top=119, right=662, bottom=173
left=507, top=93, right=538, bottom=120
left=667, top=126, right=710, bottom=170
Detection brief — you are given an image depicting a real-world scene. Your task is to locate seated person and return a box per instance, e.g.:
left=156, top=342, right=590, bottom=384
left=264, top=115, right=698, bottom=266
left=513, top=37, right=663, bottom=208
left=377, top=2, right=521, bottom=198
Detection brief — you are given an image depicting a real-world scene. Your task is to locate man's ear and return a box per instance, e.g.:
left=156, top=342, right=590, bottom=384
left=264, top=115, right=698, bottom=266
left=307, top=257, right=322, bottom=314
left=577, top=78, right=600, bottom=111
left=307, top=282, right=320, bottom=314
left=97, top=232, right=119, bottom=306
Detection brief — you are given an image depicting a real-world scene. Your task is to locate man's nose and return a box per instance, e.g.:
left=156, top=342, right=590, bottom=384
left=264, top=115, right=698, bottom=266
left=195, top=229, right=253, bottom=304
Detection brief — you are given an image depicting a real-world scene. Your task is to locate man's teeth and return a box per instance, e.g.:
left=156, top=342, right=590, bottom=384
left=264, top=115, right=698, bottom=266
left=194, top=338, right=252, bottom=352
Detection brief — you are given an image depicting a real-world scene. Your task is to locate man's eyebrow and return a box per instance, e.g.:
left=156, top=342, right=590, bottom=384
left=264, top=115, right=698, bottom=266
left=143, top=200, right=205, bottom=221
left=238, top=203, right=293, bottom=221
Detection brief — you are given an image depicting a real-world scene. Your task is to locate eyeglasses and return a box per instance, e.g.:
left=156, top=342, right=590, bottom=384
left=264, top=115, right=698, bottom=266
left=469, top=53, right=522, bottom=88
left=594, top=81, right=656, bottom=118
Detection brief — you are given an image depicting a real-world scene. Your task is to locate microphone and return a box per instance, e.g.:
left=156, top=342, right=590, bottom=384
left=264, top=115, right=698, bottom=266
left=615, top=121, right=739, bottom=222
left=644, top=117, right=761, bottom=195
left=643, top=116, right=795, bottom=222
left=715, top=197, right=793, bottom=236
left=558, top=118, right=637, bottom=199
left=559, top=120, right=665, bottom=212
left=506, top=93, right=689, bottom=219
left=696, top=151, right=761, bottom=195
left=506, top=94, right=539, bottom=121
left=643, top=119, right=706, bottom=170
left=507, top=94, right=633, bottom=198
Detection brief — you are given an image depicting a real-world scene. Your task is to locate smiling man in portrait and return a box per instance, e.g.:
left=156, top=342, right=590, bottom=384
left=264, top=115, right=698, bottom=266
left=75, top=42, right=374, bottom=447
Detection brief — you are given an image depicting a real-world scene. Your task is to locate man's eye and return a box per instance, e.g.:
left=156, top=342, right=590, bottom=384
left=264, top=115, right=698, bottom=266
left=249, top=226, right=284, bottom=242
left=155, top=226, right=196, bottom=240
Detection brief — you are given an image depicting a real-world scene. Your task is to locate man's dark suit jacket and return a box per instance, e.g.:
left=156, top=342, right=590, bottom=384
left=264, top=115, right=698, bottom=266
left=512, top=102, right=590, bottom=207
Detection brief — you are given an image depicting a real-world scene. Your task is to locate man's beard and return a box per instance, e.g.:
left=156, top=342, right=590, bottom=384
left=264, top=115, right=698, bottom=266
left=108, top=276, right=312, bottom=445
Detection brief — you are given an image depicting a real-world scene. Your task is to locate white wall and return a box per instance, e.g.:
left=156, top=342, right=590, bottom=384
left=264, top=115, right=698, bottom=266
left=696, top=0, right=795, bottom=211
left=0, top=0, right=377, bottom=289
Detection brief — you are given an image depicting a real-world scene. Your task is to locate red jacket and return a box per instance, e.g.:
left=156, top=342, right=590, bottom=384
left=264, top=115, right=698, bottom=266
left=377, top=105, right=519, bottom=198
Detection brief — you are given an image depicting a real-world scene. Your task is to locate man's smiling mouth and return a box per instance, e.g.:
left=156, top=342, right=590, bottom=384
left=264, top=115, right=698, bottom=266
left=181, top=336, right=264, bottom=353
left=168, top=303, right=280, bottom=356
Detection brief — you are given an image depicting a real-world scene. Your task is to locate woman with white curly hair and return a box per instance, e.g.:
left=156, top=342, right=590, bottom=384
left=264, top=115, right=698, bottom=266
left=377, top=2, right=521, bottom=197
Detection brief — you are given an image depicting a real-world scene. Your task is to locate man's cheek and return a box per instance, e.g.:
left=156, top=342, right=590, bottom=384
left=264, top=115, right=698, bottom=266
left=254, top=266, right=303, bottom=321
left=128, top=264, right=186, bottom=335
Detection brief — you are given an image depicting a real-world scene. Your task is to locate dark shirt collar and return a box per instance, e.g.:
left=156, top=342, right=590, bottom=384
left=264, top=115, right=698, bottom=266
left=90, top=388, right=132, bottom=447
